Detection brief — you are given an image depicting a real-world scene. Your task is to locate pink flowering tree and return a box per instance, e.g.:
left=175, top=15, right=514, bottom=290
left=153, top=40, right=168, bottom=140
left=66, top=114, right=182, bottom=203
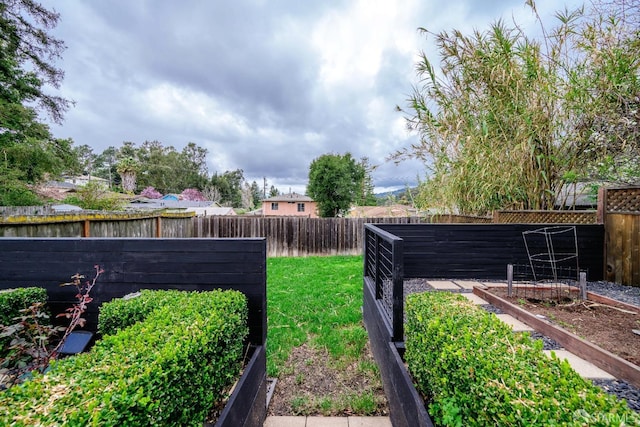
left=141, top=186, right=163, bottom=199
left=181, top=188, right=206, bottom=201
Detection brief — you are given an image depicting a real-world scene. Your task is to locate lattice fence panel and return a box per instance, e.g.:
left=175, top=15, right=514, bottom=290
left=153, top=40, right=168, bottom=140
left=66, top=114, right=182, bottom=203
left=605, top=187, right=640, bottom=213
left=430, top=214, right=492, bottom=223
left=494, top=210, right=597, bottom=224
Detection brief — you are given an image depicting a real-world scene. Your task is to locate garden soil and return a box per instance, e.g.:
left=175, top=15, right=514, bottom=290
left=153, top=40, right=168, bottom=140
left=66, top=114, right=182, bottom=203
left=488, top=287, right=640, bottom=366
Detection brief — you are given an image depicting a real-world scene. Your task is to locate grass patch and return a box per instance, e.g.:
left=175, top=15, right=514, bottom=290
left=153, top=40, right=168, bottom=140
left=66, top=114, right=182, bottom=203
left=267, top=255, right=366, bottom=377
left=266, top=255, right=388, bottom=416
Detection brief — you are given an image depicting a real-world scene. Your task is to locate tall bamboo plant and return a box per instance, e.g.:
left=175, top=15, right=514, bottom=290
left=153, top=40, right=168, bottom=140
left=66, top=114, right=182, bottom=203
left=396, top=0, right=640, bottom=215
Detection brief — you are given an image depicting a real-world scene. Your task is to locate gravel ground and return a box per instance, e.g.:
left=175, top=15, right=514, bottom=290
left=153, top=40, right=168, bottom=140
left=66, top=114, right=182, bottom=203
left=529, top=331, right=564, bottom=350
left=592, top=379, right=640, bottom=412
left=401, top=278, right=640, bottom=413
left=587, top=281, right=640, bottom=307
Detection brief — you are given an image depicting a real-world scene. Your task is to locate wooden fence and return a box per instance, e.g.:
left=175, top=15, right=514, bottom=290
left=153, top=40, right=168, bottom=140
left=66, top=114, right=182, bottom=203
left=602, top=186, right=640, bottom=286
left=1, top=189, right=638, bottom=285
left=0, top=212, right=194, bottom=238
left=192, top=216, right=431, bottom=257
left=0, top=238, right=267, bottom=345
left=493, top=210, right=597, bottom=224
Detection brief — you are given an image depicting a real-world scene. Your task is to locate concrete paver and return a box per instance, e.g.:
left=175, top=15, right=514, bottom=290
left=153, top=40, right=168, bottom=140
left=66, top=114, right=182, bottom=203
left=427, top=280, right=461, bottom=290
left=263, top=417, right=393, bottom=426
left=544, top=350, right=616, bottom=380
left=264, top=416, right=306, bottom=427
left=461, top=293, right=489, bottom=305
left=495, top=313, right=534, bottom=332
left=348, top=417, right=393, bottom=427
left=454, top=280, right=484, bottom=290
left=305, top=417, right=349, bottom=427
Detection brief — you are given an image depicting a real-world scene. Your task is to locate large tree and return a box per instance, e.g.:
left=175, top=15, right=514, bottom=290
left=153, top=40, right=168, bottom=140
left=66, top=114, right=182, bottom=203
left=116, top=157, right=139, bottom=193
left=354, top=157, right=377, bottom=206
left=98, top=140, right=210, bottom=194
left=395, top=0, right=640, bottom=215
left=0, top=0, right=71, bottom=123
left=307, top=153, right=365, bottom=217
left=209, top=169, right=245, bottom=208
left=0, top=0, right=74, bottom=205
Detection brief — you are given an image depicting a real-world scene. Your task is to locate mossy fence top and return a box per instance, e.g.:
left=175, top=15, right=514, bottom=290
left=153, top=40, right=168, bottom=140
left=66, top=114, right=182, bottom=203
left=0, top=211, right=194, bottom=238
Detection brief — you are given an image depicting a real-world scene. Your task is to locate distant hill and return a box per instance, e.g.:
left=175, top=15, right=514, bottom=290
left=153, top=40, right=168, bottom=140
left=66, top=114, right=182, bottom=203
left=375, top=187, right=414, bottom=199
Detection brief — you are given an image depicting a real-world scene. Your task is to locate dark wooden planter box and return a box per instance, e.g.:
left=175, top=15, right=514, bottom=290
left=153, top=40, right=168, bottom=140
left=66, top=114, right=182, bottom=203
left=210, top=344, right=267, bottom=427
left=362, top=223, right=608, bottom=426
left=363, top=277, right=434, bottom=427
left=0, top=238, right=268, bottom=426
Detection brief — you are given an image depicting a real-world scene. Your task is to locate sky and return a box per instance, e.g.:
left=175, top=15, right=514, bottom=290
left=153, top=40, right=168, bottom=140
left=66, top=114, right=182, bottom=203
left=40, top=0, right=583, bottom=195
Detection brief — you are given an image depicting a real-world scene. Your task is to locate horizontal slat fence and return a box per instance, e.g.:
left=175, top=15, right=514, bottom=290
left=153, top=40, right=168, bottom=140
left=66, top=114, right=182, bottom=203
left=371, top=223, right=605, bottom=281
left=0, top=238, right=267, bottom=345
left=192, top=216, right=431, bottom=257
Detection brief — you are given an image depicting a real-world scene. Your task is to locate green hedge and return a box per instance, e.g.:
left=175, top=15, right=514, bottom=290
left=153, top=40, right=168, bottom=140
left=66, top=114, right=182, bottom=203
left=0, top=287, right=50, bottom=359
left=0, top=287, right=49, bottom=327
left=405, top=291, right=640, bottom=427
left=0, top=289, right=248, bottom=426
left=97, top=289, right=186, bottom=336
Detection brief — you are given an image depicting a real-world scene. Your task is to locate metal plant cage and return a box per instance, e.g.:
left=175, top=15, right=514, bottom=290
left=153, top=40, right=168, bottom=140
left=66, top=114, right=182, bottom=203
left=522, top=226, right=580, bottom=283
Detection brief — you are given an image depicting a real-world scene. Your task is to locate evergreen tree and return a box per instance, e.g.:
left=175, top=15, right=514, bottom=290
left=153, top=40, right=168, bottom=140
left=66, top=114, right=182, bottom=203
left=0, top=0, right=74, bottom=205
left=307, top=153, right=364, bottom=217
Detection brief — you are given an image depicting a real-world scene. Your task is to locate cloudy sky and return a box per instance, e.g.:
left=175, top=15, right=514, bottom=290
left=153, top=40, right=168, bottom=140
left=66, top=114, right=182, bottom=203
left=40, top=0, right=582, bottom=194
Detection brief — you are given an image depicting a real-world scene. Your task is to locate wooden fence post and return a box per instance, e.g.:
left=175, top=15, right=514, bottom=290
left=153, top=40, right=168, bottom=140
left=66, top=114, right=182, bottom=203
left=82, top=219, right=90, bottom=237
left=597, top=186, right=606, bottom=224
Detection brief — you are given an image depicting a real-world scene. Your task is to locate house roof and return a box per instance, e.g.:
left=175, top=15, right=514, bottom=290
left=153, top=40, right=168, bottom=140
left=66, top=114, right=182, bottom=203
left=555, top=182, right=598, bottom=209
left=126, top=198, right=217, bottom=210
left=186, top=207, right=236, bottom=216
left=63, top=175, right=109, bottom=183
left=349, top=204, right=419, bottom=218
left=263, top=192, right=314, bottom=202
left=51, top=204, right=83, bottom=212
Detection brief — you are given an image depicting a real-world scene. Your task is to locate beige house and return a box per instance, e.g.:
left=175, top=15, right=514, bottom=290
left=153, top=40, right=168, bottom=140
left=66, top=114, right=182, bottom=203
left=262, top=192, right=318, bottom=218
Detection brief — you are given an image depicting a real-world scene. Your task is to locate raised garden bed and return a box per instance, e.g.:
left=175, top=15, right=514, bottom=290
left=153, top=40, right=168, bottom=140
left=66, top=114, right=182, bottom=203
left=210, top=344, right=266, bottom=427
left=363, top=277, right=434, bottom=427
left=361, top=222, right=620, bottom=425
left=475, top=285, right=640, bottom=389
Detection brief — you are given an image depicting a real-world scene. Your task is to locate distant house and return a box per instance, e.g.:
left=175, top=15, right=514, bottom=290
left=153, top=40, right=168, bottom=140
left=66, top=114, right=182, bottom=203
left=125, top=197, right=234, bottom=216
left=262, top=192, right=318, bottom=218
left=187, top=206, right=236, bottom=217
left=35, top=180, right=77, bottom=201
left=63, top=175, right=109, bottom=187
left=50, top=204, right=83, bottom=213
left=555, top=182, right=598, bottom=210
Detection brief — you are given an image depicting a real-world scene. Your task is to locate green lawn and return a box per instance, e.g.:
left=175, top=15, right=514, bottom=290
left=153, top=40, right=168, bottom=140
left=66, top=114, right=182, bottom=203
left=266, top=255, right=386, bottom=415
left=266, top=255, right=367, bottom=377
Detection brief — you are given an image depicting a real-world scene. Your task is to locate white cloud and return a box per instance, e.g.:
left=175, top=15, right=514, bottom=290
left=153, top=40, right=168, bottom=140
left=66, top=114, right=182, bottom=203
left=40, top=0, right=584, bottom=193
left=140, top=84, right=251, bottom=139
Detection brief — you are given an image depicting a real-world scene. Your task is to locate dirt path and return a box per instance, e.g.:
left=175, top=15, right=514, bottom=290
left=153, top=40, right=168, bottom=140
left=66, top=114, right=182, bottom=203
left=267, top=342, right=389, bottom=416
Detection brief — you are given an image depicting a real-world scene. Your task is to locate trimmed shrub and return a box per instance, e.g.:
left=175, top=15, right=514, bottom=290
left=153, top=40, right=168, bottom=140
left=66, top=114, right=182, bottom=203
left=405, top=291, right=640, bottom=427
left=0, top=287, right=50, bottom=358
left=97, top=289, right=186, bottom=336
left=0, top=289, right=248, bottom=426
left=0, top=287, right=49, bottom=327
